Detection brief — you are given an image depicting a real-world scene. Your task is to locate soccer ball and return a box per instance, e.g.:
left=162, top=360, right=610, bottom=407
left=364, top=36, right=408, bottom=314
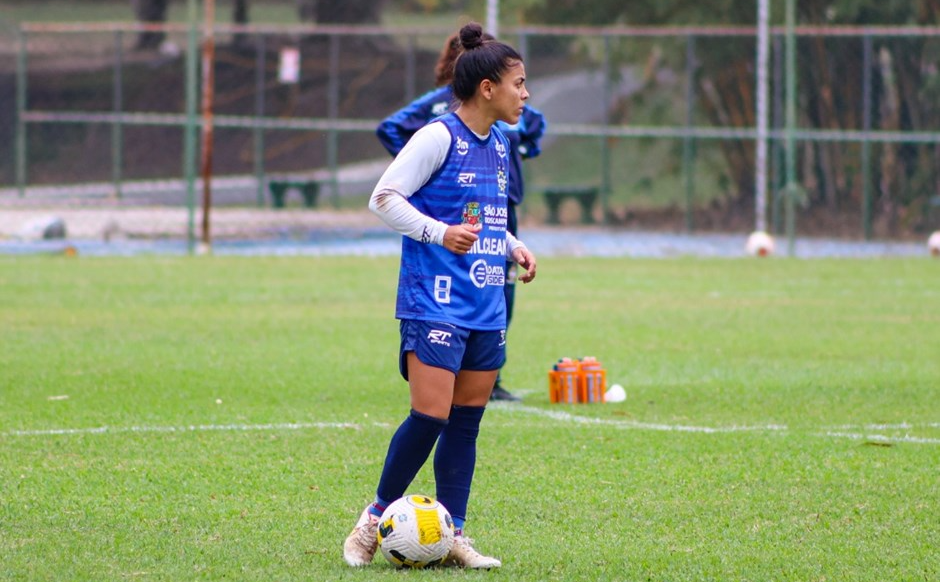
left=928, top=231, right=940, bottom=257
left=745, top=230, right=775, bottom=257
left=377, top=494, right=455, bottom=568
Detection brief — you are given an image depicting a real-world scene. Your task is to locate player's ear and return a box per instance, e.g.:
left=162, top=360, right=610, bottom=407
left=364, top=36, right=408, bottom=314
left=479, top=78, right=494, bottom=100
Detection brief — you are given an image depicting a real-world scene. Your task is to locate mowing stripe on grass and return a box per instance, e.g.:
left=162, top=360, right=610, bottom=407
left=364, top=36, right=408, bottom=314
left=822, top=431, right=940, bottom=445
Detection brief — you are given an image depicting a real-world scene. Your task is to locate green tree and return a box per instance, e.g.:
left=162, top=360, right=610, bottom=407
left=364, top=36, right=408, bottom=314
left=514, top=0, right=940, bottom=233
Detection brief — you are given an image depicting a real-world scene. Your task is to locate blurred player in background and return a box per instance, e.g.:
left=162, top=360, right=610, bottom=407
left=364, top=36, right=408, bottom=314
left=376, top=31, right=546, bottom=402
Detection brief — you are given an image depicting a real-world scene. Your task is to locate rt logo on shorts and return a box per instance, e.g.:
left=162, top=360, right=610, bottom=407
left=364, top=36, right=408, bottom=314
left=428, top=329, right=453, bottom=346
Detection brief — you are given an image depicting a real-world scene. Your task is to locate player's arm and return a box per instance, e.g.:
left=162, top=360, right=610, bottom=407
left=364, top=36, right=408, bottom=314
left=369, top=122, right=481, bottom=254
left=506, top=231, right=537, bottom=283
left=375, top=97, right=438, bottom=157
left=518, top=105, right=547, bottom=159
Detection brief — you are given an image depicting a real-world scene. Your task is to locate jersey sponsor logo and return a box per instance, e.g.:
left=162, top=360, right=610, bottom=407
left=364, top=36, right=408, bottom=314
left=483, top=204, right=507, bottom=218
left=431, top=101, right=449, bottom=116
left=462, top=202, right=481, bottom=226
left=455, top=136, right=469, bottom=156
left=495, top=141, right=507, bottom=158
left=458, top=172, right=476, bottom=187
left=483, top=204, right=508, bottom=227
left=468, top=259, right=506, bottom=288
left=469, top=237, right=507, bottom=257
left=427, top=329, right=453, bottom=346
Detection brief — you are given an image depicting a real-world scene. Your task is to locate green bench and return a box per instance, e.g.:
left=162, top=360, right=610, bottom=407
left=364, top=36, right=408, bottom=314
left=544, top=186, right=599, bottom=225
left=267, top=177, right=320, bottom=208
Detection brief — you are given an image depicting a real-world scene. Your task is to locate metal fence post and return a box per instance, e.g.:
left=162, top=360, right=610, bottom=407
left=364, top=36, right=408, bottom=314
left=405, top=35, right=416, bottom=103
left=600, top=33, right=611, bottom=223
left=518, top=30, right=529, bottom=222
left=682, top=34, right=697, bottom=232
left=861, top=33, right=873, bottom=241
left=15, top=26, right=27, bottom=198
left=254, top=32, right=266, bottom=207
left=112, top=29, right=124, bottom=199
left=328, top=33, right=340, bottom=206
left=771, top=33, right=784, bottom=235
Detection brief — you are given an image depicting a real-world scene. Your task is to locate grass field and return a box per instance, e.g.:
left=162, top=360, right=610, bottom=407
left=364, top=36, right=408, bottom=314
left=2, top=255, right=939, bottom=581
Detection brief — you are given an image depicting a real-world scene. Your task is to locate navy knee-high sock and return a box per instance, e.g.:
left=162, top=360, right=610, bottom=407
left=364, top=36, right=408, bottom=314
left=373, top=409, right=448, bottom=514
left=433, top=405, right=485, bottom=532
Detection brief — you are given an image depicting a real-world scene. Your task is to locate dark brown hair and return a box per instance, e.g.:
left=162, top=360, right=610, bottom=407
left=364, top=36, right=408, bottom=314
left=434, top=33, right=461, bottom=87
left=451, top=22, right=523, bottom=102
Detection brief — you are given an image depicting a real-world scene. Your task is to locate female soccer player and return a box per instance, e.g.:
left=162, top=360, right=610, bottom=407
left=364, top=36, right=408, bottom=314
left=376, top=32, right=547, bottom=402
left=343, top=22, right=537, bottom=569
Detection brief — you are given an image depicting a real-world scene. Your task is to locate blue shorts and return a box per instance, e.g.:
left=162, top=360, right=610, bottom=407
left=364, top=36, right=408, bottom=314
left=398, top=320, right=506, bottom=380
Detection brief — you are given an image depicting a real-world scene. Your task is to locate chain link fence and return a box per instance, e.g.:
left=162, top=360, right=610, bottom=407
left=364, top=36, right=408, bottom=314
left=1, top=11, right=939, bottom=248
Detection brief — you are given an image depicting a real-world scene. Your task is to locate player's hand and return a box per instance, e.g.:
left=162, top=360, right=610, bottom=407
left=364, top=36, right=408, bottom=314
left=442, top=223, right=481, bottom=255
left=512, top=247, right=537, bottom=283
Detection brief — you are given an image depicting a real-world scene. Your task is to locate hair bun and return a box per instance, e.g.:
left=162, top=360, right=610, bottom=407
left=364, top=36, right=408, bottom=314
left=459, top=22, right=485, bottom=50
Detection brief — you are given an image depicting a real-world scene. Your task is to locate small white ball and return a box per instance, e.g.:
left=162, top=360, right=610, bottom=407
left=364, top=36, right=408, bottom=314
left=745, top=231, right=775, bottom=257
left=928, top=231, right=940, bottom=257
left=605, top=383, right=626, bottom=403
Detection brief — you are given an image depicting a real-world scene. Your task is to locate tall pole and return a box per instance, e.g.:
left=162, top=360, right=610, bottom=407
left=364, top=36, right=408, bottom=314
left=199, top=0, right=216, bottom=254
left=487, top=0, right=499, bottom=37
left=784, top=0, right=797, bottom=256
left=184, top=0, right=199, bottom=252
left=754, top=0, right=770, bottom=234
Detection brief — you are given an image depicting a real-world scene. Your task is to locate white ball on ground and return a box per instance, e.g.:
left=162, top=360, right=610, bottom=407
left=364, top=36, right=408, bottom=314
left=745, top=231, right=775, bottom=257
left=928, top=231, right=940, bottom=257
left=605, top=383, right=626, bottom=403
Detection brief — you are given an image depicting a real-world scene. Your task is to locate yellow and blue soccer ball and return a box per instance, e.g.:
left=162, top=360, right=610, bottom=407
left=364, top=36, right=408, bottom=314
left=377, top=495, right=455, bottom=568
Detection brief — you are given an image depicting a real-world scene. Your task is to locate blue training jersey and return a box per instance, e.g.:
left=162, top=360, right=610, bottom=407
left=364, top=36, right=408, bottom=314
left=376, top=85, right=546, bottom=205
left=395, top=113, right=511, bottom=331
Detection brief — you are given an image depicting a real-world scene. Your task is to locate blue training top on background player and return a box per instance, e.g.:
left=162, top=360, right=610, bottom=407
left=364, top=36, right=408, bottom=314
left=376, top=85, right=546, bottom=206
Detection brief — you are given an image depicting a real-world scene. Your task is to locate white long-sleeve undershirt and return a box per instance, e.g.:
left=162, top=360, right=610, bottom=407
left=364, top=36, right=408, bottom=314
left=368, top=121, right=526, bottom=259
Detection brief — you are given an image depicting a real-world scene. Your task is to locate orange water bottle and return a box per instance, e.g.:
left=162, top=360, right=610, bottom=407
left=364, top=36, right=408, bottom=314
left=578, top=356, right=607, bottom=403
left=549, top=357, right=581, bottom=403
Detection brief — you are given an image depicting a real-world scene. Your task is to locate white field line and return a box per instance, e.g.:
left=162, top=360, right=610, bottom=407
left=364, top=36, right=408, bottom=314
left=491, top=403, right=789, bottom=434
left=825, top=422, right=940, bottom=430
left=3, top=421, right=371, bottom=437
left=3, top=408, right=938, bottom=445
left=489, top=403, right=940, bottom=445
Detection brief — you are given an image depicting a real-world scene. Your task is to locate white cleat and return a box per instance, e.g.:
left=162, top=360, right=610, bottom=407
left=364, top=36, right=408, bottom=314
left=342, top=507, right=379, bottom=567
left=445, top=536, right=502, bottom=569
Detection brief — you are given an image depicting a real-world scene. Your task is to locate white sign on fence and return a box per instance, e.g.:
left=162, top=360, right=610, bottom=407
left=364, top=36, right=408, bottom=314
left=278, top=47, right=300, bottom=84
